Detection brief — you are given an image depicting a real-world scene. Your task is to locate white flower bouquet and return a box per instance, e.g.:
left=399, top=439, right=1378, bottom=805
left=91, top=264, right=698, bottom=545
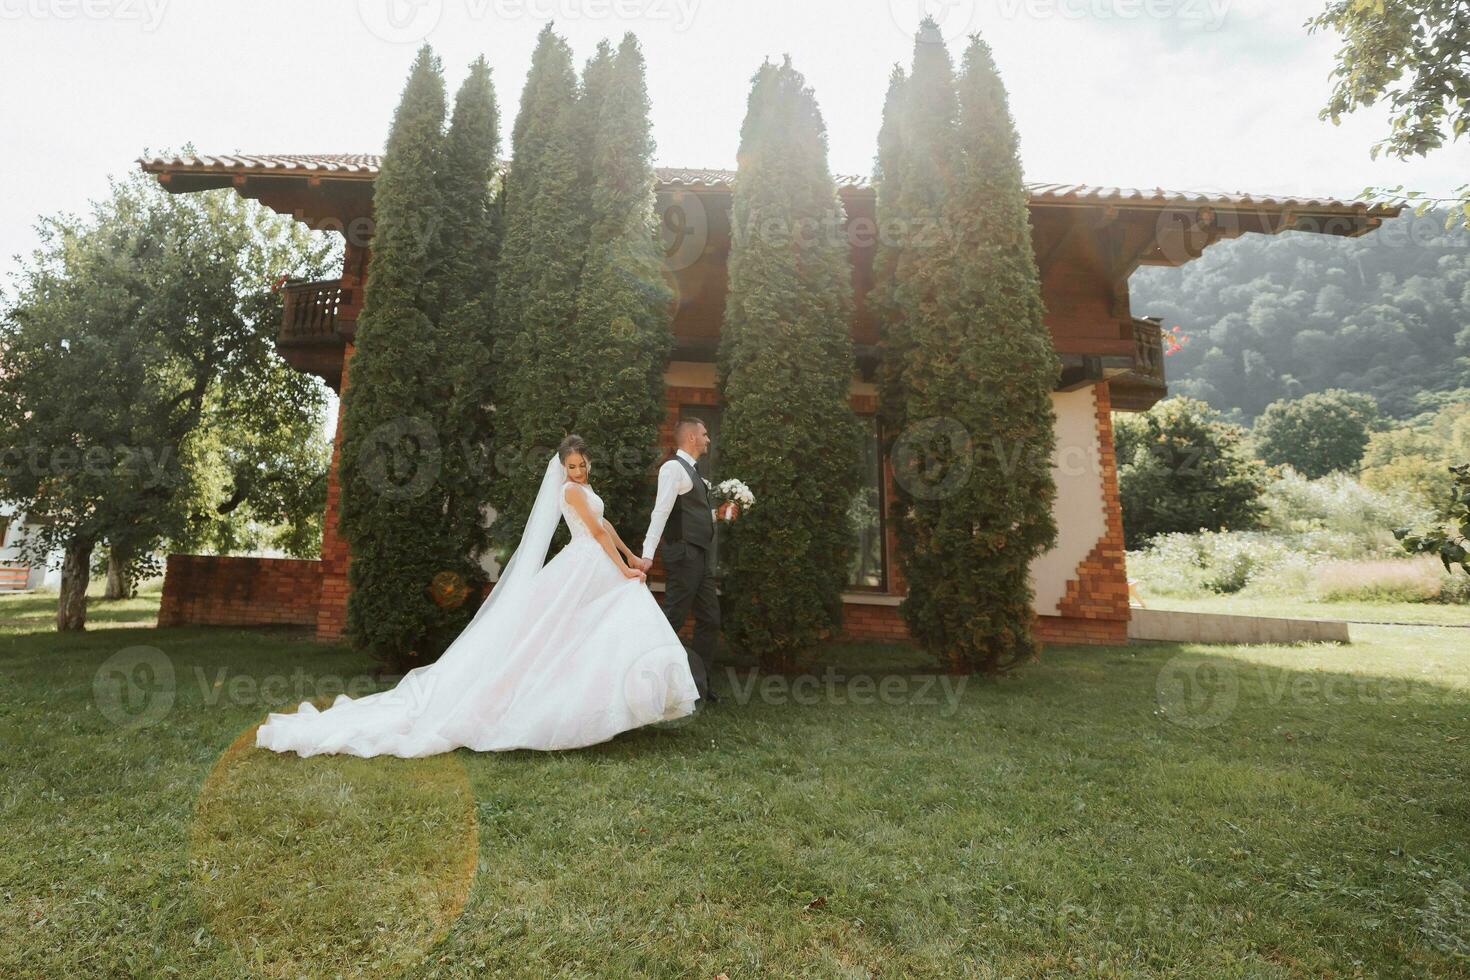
left=708, top=477, right=754, bottom=522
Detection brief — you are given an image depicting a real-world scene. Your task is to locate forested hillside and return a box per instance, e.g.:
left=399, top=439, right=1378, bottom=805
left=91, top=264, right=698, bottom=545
left=1130, top=210, right=1470, bottom=423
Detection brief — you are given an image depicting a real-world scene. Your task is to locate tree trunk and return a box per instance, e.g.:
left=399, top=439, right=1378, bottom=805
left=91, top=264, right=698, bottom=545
left=104, top=550, right=127, bottom=600
left=56, top=535, right=94, bottom=632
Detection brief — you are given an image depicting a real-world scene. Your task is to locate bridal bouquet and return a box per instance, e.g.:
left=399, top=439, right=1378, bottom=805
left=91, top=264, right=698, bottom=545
left=707, top=477, right=755, bottom=522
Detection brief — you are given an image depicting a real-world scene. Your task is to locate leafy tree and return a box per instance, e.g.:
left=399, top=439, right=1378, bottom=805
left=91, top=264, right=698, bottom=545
left=0, top=168, right=332, bottom=630
left=1115, top=396, right=1269, bottom=548
left=490, top=25, right=587, bottom=550
left=1394, top=462, right=1470, bottom=575
left=1251, top=388, right=1378, bottom=478
left=716, top=57, right=862, bottom=671
left=1361, top=400, right=1470, bottom=515
left=182, top=375, right=331, bottom=559
left=1309, top=0, right=1470, bottom=225
left=878, top=22, right=1061, bottom=674
left=338, top=46, right=487, bottom=671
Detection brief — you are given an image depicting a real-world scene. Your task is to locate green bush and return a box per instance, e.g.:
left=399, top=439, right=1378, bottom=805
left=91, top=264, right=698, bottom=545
left=1128, top=467, right=1454, bottom=601
left=1250, top=388, right=1377, bottom=478
left=1115, top=396, right=1269, bottom=549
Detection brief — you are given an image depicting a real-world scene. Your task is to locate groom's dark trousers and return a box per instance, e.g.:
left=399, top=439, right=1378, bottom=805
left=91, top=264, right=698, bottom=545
left=660, top=541, right=717, bottom=699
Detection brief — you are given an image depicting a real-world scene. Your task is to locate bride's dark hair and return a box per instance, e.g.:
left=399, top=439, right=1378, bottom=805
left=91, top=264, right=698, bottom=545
left=557, top=434, right=588, bottom=465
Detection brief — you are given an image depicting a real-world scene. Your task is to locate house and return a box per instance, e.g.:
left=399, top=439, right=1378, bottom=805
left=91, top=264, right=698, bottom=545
left=139, top=153, right=1400, bottom=646
left=0, top=504, right=58, bottom=591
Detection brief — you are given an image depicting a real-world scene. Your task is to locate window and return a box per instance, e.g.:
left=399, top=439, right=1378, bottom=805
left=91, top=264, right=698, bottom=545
left=846, top=417, right=886, bottom=591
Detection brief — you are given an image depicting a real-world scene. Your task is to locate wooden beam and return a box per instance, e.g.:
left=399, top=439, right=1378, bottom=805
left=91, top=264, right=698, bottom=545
left=1037, top=205, right=1118, bottom=279
left=1105, top=219, right=1162, bottom=319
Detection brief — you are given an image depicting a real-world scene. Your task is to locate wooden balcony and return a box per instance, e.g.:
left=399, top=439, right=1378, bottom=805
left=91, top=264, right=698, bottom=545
left=1109, top=317, right=1168, bottom=411
left=277, top=279, right=352, bottom=389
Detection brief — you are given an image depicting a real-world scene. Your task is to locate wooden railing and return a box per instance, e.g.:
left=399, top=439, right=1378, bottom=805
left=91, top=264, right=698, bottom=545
left=280, top=279, right=351, bottom=344
left=1132, top=317, right=1165, bottom=384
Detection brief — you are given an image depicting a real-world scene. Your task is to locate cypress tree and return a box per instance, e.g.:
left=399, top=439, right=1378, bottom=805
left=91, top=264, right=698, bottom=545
left=490, top=25, right=587, bottom=548
left=880, top=22, right=1060, bottom=674
left=873, top=65, right=911, bottom=471
left=339, top=45, right=470, bottom=670
left=429, top=56, right=502, bottom=649
left=570, top=33, right=673, bottom=533
left=717, top=58, right=862, bottom=671
left=575, top=40, right=615, bottom=195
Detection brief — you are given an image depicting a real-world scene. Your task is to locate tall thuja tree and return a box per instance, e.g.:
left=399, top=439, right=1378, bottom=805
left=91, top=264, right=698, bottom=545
left=876, top=21, right=962, bottom=657
left=574, top=40, right=615, bottom=196
left=425, top=55, right=502, bottom=647
left=490, top=25, right=586, bottom=549
left=717, top=58, right=861, bottom=671
left=873, top=65, right=911, bottom=447
left=570, top=33, right=673, bottom=533
left=338, top=46, right=467, bottom=670
left=881, top=22, right=1060, bottom=674
left=941, top=36, right=1059, bottom=670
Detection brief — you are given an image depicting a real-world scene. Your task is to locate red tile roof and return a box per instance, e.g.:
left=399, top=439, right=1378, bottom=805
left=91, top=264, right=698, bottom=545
left=138, top=153, right=1402, bottom=219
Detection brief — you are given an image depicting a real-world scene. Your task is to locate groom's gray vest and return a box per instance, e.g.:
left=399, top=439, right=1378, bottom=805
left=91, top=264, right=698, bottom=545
left=662, top=455, right=714, bottom=551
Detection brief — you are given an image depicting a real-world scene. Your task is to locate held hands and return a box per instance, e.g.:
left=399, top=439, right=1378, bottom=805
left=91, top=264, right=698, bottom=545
left=622, top=563, right=647, bottom=582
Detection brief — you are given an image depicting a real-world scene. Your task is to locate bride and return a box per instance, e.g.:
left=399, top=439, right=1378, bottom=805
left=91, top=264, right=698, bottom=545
left=254, top=435, right=701, bottom=758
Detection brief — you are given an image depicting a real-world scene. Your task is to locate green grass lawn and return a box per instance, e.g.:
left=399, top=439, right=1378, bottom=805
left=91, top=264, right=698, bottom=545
left=2, top=589, right=1468, bottom=977
left=1140, top=592, right=1470, bottom=628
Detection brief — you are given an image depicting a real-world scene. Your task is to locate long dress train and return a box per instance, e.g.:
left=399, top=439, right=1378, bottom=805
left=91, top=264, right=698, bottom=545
left=254, top=457, right=699, bottom=758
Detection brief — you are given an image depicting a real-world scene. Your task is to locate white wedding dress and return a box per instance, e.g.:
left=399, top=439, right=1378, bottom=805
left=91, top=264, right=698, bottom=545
left=254, top=453, right=700, bottom=758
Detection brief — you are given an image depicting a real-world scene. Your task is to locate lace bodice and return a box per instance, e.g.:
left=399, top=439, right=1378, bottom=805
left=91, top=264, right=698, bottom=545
left=559, top=480, right=604, bottom=541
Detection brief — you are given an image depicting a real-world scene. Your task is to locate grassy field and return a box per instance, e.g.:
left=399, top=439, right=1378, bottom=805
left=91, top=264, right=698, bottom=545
left=1140, top=592, right=1470, bottom=628
left=2, top=588, right=1468, bottom=977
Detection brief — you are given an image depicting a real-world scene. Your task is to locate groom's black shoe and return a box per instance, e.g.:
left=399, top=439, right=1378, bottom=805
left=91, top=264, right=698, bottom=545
left=703, top=689, right=720, bottom=704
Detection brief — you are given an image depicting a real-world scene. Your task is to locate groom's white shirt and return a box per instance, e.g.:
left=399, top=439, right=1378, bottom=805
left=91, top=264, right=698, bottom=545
left=641, top=449, right=701, bottom=561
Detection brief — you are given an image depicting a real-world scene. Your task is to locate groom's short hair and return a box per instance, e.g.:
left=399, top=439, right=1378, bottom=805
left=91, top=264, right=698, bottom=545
left=674, top=417, right=706, bottom=442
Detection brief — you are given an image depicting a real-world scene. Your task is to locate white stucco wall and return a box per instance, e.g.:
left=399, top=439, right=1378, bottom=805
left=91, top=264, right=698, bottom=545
left=1027, top=384, right=1107, bottom=616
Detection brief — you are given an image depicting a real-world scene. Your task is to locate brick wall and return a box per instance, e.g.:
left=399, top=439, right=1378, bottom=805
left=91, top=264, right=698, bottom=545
left=315, top=342, right=355, bottom=642
left=1051, top=381, right=1130, bottom=640
left=155, top=371, right=1130, bottom=649
left=156, top=554, right=322, bottom=628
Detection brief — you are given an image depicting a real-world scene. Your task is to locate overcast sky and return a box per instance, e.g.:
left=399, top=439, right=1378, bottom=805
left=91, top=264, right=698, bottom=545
left=2, top=0, right=1466, bottom=279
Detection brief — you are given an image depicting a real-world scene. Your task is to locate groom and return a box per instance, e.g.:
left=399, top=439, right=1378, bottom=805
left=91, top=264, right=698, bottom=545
left=638, top=417, right=720, bottom=704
